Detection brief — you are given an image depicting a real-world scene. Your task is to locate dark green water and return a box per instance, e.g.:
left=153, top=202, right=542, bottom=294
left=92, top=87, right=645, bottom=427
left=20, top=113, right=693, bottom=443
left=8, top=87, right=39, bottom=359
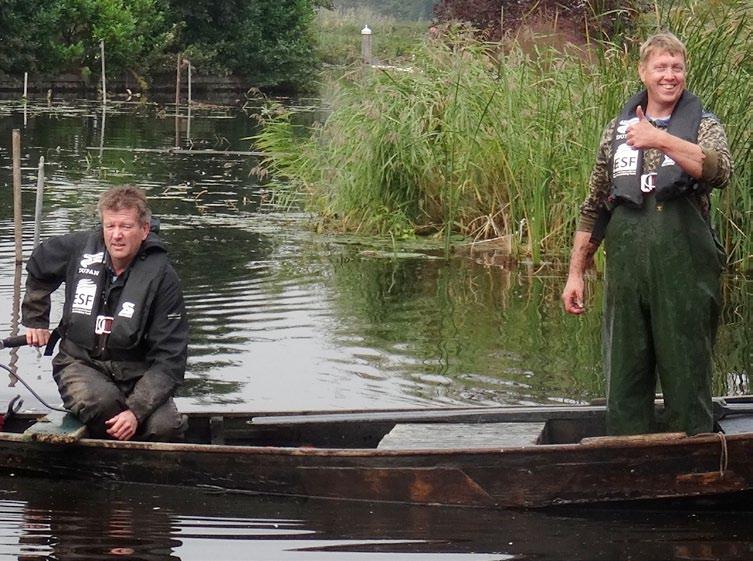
left=1, top=98, right=752, bottom=560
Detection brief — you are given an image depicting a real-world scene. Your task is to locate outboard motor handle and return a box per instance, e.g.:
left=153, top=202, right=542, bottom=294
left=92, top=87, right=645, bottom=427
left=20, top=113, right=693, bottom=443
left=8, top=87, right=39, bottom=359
left=0, top=335, right=29, bottom=349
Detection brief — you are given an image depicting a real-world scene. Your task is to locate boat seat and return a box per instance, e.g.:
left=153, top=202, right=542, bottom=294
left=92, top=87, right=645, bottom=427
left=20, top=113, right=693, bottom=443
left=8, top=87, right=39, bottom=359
left=377, top=421, right=545, bottom=450
left=22, top=410, right=88, bottom=444
left=718, top=415, right=753, bottom=435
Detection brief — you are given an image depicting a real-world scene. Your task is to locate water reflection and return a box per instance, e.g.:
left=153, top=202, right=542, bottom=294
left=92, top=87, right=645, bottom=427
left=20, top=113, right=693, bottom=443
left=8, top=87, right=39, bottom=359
left=3, top=475, right=753, bottom=561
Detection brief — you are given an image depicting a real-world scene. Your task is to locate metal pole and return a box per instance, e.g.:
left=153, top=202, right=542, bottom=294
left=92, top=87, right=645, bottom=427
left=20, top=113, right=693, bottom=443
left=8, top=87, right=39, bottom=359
left=12, top=130, right=23, bottom=264
left=100, top=40, right=106, bottom=104
left=33, top=157, right=45, bottom=248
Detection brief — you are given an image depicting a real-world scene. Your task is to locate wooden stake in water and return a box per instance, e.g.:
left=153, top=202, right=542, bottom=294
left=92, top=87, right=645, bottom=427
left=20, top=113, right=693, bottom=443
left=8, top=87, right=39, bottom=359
left=34, top=157, right=45, bottom=249
left=187, top=59, right=192, bottom=107
left=186, top=60, right=192, bottom=143
left=100, top=40, right=107, bottom=104
left=175, top=53, right=182, bottom=148
left=175, top=53, right=182, bottom=108
left=99, top=104, right=106, bottom=160
left=12, top=129, right=23, bottom=264
left=10, top=262, right=23, bottom=373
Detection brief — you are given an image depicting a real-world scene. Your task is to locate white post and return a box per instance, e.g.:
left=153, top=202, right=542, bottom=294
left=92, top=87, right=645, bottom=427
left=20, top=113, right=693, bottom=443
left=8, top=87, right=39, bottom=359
left=361, top=25, right=372, bottom=65
left=34, top=157, right=45, bottom=248
left=100, top=40, right=107, bottom=105
left=23, top=72, right=28, bottom=99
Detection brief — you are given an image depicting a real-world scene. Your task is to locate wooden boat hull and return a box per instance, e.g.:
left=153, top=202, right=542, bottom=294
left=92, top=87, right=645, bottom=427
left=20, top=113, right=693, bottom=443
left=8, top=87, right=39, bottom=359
left=2, top=407, right=753, bottom=508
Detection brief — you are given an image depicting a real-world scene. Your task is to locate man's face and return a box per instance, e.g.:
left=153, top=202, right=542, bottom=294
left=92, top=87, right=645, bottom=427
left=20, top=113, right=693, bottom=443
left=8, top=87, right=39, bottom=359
left=101, top=207, right=149, bottom=271
left=638, top=50, right=686, bottom=113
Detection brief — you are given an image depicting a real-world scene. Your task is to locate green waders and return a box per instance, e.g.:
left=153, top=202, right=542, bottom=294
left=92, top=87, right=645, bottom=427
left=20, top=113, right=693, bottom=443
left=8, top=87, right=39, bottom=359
left=603, top=194, right=723, bottom=436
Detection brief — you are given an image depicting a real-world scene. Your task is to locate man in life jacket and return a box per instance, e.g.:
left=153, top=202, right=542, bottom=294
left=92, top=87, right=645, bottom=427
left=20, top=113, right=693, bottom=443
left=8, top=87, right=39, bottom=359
left=561, top=32, right=733, bottom=435
left=22, top=186, right=188, bottom=441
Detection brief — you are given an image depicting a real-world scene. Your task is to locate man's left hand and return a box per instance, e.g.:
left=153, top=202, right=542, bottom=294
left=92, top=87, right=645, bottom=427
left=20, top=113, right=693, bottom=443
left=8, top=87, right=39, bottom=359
left=105, top=410, right=138, bottom=441
left=626, top=106, right=663, bottom=150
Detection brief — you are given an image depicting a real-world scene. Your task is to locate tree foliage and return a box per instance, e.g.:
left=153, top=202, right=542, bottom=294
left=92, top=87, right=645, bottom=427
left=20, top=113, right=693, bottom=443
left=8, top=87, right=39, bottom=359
left=166, top=0, right=318, bottom=87
left=0, top=0, right=322, bottom=90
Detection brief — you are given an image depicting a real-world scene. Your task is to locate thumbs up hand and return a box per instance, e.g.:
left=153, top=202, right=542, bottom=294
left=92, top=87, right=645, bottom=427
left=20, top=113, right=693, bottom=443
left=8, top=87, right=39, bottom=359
left=627, top=105, right=662, bottom=149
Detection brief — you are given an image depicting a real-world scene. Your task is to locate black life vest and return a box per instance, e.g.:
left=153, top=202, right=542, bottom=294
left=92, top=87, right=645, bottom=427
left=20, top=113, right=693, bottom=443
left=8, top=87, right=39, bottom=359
left=64, top=231, right=169, bottom=352
left=609, top=89, right=702, bottom=207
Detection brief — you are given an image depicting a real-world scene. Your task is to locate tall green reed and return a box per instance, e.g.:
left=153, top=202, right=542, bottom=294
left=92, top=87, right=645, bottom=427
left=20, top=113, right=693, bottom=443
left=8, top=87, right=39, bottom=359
left=658, top=0, right=753, bottom=269
left=255, top=1, right=753, bottom=267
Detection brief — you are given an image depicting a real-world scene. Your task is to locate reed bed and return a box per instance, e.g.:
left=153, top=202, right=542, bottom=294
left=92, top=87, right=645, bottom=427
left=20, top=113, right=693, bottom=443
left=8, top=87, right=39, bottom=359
left=257, top=0, right=753, bottom=267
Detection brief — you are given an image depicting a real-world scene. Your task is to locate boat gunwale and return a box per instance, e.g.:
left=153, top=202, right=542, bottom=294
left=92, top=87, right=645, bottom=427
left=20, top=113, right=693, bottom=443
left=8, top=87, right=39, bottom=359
left=0, top=428, right=749, bottom=458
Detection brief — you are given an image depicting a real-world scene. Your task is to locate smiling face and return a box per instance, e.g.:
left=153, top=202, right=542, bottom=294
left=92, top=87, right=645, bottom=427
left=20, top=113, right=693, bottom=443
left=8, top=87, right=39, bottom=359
left=102, top=207, right=149, bottom=274
left=638, top=49, right=686, bottom=117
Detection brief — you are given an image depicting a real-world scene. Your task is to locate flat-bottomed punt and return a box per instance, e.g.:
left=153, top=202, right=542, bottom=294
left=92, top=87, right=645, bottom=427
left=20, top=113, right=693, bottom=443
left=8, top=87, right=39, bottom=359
left=2, top=399, right=753, bottom=508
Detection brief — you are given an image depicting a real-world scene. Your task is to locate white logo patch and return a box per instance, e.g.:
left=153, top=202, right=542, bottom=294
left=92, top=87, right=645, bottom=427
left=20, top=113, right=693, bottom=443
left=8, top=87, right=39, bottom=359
left=641, top=172, right=657, bottom=193
left=613, top=143, right=639, bottom=178
left=118, top=302, right=136, bottom=318
left=616, top=117, right=639, bottom=135
left=80, top=252, right=104, bottom=268
left=72, top=279, right=98, bottom=315
left=661, top=154, right=676, bottom=167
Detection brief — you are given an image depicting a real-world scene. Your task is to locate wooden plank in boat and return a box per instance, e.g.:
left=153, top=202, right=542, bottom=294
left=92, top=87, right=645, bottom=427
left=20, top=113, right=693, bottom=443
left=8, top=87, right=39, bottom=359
left=22, top=411, right=88, bottom=444
left=718, top=415, right=753, bottom=435
left=252, top=405, right=607, bottom=426
left=377, top=422, right=545, bottom=450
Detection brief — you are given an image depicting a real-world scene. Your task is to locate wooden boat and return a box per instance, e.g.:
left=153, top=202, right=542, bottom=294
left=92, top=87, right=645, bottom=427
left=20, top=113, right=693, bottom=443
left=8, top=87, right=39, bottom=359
left=2, top=398, right=753, bottom=508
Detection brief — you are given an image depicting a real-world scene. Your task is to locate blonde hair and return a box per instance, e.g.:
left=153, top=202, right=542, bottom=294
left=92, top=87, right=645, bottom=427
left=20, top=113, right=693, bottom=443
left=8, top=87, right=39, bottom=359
left=98, top=186, right=152, bottom=226
left=639, top=31, right=687, bottom=66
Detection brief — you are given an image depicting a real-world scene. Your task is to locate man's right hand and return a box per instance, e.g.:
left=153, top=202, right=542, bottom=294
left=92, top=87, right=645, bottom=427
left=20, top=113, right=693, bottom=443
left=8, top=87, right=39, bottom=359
left=562, top=274, right=586, bottom=315
left=25, top=328, right=51, bottom=348
left=562, top=230, right=597, bottom=315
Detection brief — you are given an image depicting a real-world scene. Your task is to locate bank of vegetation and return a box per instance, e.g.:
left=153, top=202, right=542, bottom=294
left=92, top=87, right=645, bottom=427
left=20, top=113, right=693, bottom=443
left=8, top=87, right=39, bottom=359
left=255, top=0, right=753, bottom=268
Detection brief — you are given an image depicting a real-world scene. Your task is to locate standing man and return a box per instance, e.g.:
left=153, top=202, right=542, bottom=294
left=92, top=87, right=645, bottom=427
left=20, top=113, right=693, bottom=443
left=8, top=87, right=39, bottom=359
left=562, top=32, right=733, bottom=436
left=22, top=186, right=188, bottom=441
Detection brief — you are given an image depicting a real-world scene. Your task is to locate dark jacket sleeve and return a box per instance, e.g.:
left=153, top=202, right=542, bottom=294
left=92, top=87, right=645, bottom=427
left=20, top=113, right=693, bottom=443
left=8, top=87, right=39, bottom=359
left=125, top=265, right=188, bottom=421
left=22, top=232, right=85, bottom=328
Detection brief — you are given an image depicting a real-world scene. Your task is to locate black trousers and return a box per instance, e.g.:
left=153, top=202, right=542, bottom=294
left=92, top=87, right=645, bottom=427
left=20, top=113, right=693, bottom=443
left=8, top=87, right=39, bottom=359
left=52, top=350, right=185, bottom=441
